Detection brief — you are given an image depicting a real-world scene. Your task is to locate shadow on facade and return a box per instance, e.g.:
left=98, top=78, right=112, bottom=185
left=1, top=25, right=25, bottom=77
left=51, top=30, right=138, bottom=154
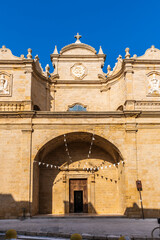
left=34, top=139, right=120, bottom=215
left=0, top=194, right=160, bottom=218
left=124, top=202, right=160, bottom=218
left=63, top=201, right=97, bottom=214
left=0, top=194, right=30, bottom=219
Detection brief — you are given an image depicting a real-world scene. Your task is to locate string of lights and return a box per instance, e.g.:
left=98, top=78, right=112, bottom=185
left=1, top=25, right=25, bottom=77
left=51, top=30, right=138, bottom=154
left=64, top=134, right=72, bottom=163
left=34, top=133, right=125, bottom=171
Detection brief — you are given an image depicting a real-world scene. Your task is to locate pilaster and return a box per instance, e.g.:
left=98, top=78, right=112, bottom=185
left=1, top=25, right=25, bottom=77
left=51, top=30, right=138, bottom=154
left=124, top=122, right=140, bottom=217
left=124, top=60, right=134, bottom=110
left=21, top=127, right=33, bottom=216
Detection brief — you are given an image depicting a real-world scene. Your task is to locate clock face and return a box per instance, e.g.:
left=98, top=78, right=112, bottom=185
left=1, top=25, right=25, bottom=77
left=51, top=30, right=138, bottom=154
left=71, top=64, right=86, bottom=79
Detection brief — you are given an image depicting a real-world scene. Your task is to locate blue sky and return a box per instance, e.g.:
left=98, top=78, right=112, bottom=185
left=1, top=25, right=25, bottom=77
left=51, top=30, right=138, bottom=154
left=0, top=0, right=160, bottom=72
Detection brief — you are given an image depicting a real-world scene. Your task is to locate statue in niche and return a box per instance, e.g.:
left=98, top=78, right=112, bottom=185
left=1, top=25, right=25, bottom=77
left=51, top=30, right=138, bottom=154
left=148, top=74, right=160, bottom=94
left=0, top=74, right=9, bottom=94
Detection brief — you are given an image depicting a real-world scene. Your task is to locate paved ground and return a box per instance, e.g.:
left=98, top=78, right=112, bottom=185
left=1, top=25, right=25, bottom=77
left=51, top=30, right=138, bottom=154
left=0, top=216, right=159, bottom=239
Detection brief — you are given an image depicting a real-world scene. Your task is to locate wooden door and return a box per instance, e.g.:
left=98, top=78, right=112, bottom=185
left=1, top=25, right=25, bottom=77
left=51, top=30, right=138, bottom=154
left=69, top=179, right=88, bottom=213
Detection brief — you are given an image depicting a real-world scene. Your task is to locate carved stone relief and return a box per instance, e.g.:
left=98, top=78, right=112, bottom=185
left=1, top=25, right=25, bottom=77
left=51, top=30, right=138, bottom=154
left=0, top=72, right=12, bottom=96
left=147, top=72, right=160, bottom=96
left=71, top=63, right=87, bottom=80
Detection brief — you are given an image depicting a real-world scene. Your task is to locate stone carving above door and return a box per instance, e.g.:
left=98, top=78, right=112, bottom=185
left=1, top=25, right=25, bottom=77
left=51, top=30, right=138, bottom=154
left=0, top=72, right=12, bottom=96
left=71, top=63, right=87, bottom=80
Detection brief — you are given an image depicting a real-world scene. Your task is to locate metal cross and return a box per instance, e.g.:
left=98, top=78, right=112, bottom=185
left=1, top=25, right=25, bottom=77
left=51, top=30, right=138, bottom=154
left=74, top=33, right=82, bottom=43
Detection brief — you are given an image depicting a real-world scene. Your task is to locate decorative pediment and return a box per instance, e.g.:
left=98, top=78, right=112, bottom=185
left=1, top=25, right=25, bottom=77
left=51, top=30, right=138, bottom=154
left=51, top=34, right=106, bottom=81
left=138, top=45, right=160, bottom=60
left=0, top=45, right=20, bottom=60
left=60, top=43, right=97, bottom=55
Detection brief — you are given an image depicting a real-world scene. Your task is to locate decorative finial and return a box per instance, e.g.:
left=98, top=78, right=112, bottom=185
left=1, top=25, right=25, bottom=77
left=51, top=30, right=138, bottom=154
left=98, top=46, right=104, bottom=54
left=20, top=54, right=25, bottom=59
left=74, top=33, right=82, bottom=44
left=151, top=45, right=156, bottom=52
left=117, top=55, right=122, bottom=61
left=53, top=45, right=58, bottom=54
left=27, top=48, right=32, bottom=59
left=35, top=55, right=39, bottom=61
left=2, top=45, right=6, bottom=49
left=45, top=64, right=50, bottom=77
left=132, top=54, right=137, bottom=58
left=125, top=47, right=130, bottom=59
left=107, top=65, right=111, bottom=74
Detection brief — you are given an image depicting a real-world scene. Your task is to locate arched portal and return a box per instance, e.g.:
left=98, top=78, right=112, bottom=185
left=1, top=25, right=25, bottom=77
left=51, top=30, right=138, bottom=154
left=32, top=132, right=125, bottom=215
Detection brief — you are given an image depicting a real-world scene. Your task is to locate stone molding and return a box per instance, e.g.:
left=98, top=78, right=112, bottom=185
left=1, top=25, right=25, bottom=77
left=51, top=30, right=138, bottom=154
left=0, top=100, right=31, bottom=111
left=125, top=123, right=138, bottom=132
left=124, top=100, right=160, bottom=111
left=60, top=43, right=97, bottom=55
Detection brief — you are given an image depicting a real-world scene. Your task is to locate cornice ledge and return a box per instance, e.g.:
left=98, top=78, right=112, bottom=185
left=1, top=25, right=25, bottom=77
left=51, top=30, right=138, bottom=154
left=1, top=110, right=160, bottom=118
left=56, top=55, right=101, bottom=59
left=123, top=111, right=141, bottom=118
left=0, top=111, right=35, bottom=118
left=55, top=80, right=102, bottom=84
left=0, top=59, right=33, bottom=64
left=132, top=59, right=160, bottom=64
left=35, top=111, right=124, bottom=118
left=123, top=59, right=135, bottom=64
left=139, top=111, right=160, bottom=117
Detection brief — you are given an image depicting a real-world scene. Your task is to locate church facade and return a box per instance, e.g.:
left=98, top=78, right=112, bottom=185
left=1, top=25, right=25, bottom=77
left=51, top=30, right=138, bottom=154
left=0, top=34, right=160, bottom=218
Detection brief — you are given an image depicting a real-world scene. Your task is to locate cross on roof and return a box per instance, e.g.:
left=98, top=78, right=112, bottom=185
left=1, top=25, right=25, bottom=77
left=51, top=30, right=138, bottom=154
left=74, top=33, right=82, bottom=44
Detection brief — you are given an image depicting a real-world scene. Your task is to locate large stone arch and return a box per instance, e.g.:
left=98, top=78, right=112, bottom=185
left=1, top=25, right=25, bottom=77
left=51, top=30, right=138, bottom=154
left=32, top=131, right=126, bottom=215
